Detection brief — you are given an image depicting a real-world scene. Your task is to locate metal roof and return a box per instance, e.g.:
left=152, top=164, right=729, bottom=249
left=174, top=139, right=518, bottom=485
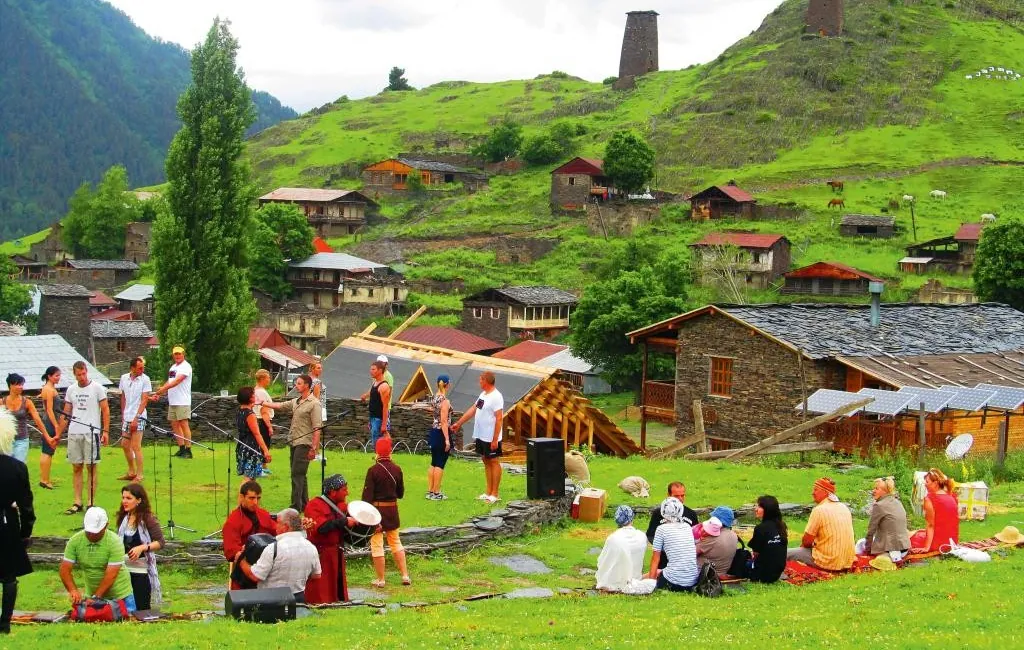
left=39, top=284, right=92, bottom=298
left=394, top=327, right=504, bottom=355
left=288, top=253, right=388, bottom=271
left=114, top=284, right=155, bottom=302
left=689, top=185, right=756, bottom=203
left=535, top=347, right=599, bottom=375
left=691, top=232, right=787, bottom=249
left=259, top=188, right=370, bottom=203
left=90, top=291, right=117, bottom=307
left=784, top=261, right=883, bottom=282
left=954, top=223, right=985, bottom=241
left=61, top=259, right=139, bottom=271
left=493, top=341, right=568, bottom=363
left=90, top=320, right=154, bottom=339
left=259, top=345, right=319, bottom=369
left=899, top=257, right=934, bottom=264
left=0, top=335, right=112, bottom=391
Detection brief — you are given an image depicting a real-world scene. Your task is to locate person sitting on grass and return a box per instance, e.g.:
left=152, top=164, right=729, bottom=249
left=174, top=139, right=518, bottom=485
left=910, top=468, right=959, bottom=554
left=787, top=477, right=855, bottom=572
left=59, top=507, right=136, bottom=615
left=697, top=506, right=739, bottom=577
left=596, top=506, right=648, bottom=592
left=646, top=481, right=699, bottom=570
left=648, top=498, right=698, bottom=592
left=749, top=495, right=788, bottom=584
left=862, top=476, right=910, bottom=561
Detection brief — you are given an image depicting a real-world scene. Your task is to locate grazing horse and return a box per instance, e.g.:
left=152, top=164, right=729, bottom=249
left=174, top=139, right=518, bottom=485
left=888, top=199, right=901, bottom=211
left=828, top=199, right=845, bottom=209
left=930, top=189, right=947, bottom=199
left=826, top=180, right=844, bottom=193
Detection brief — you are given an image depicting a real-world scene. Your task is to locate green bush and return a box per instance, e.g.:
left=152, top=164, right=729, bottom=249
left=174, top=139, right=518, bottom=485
left=521, top=134, right=564, bottom=166
left=602, top=76, right=618, bottom=85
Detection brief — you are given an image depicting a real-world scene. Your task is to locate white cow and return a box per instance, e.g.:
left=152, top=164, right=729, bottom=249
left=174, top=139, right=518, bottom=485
left=998, top=67, right=1005, bottom=72
left=989, top=67, right=996, bottom=72
left=930, top=190, right=947, bottom=199
left=903, top=194, right=915, bottom=203
left=966, top=75, right=974, bottom=80
left=981, top=213, right=997, bottom=223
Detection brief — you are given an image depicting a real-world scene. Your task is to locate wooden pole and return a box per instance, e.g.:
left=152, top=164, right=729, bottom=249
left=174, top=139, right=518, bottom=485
left=797, top=351, right=809, bottom=463
left=387, top=304, right=427, bottom=339
left=917, top=401, right=927, bottom=465
left=996, top=416, right=1009, bottom=468
left=910, top=202, right=918, bottom=241
left=640, top=342, right=649, bottom=452
left=692, top=399, right=707, bottom=454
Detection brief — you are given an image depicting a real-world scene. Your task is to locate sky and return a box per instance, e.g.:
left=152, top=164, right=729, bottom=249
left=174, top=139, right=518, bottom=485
left=105, top=0, right=786, bottom=112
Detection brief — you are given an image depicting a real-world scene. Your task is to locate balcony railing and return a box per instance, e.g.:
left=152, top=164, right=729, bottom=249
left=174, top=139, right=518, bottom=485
left=290, top=278, right=339, bottom=290
left=306, top=213, right=364, bottom=224
left=509, top=317, right=570, bottom=329
left=642, top=380, right=675, bottom=424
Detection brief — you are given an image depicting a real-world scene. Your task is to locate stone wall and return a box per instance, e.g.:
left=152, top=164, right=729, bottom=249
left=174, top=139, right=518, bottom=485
left=673, top=312, right=843, bottom=445
left=460, top=302, right=509, bottom=343
left=39, top=294, right=92, bottom=359
left=915, top=279, right=978, bottom=305
left=585, top=202, right=661, bottom=237
left=806, top=0, right=843, bottom=36
left=550, top=173, right=594, bottom=208
left=93, top=337, right=150, bottom=367
left=493, top=237, right=557, bottom=264
left=615, top=10, right=659, bottom=89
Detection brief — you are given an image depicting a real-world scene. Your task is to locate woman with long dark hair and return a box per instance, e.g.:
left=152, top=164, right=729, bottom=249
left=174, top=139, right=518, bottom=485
left=236, top=387, right=271, bottom=480
left=748, top=495, right=788, bottom=584
left=116, top=483, right=164, bottom=610
left=4, top=373, right=48, bottom=466
left=38, top=366, right=64, bottom=489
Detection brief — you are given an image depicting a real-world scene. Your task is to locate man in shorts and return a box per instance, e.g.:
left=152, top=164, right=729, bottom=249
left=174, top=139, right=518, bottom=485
left=452, top=371, right=504, bottom=504
left=151, top=345, right=193, bottom=458
left=117, top=356, right=151, bottom=481
left=62, top=361, right=109, bottom=514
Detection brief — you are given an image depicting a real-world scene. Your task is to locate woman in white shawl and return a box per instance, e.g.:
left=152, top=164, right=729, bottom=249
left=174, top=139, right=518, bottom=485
left=595, top=505, right=650, bottom=593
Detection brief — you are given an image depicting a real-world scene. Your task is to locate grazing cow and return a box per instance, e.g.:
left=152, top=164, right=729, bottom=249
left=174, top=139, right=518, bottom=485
left=828, top=199, right=845, bottom=209
left=981, top=213, right=997, bottom=223
left=930, top=190, right=947, bottom=199
left=903, top=194, right=915, bottom=203
left=826, top=180, right=844, bottom=193
left=966, top=75, right=974, bottom=80
left=998, top=67, right=1005, bottom=72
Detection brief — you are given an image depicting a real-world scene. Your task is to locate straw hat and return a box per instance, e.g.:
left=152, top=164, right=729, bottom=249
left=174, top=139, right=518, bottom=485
left=994, top=525, right=1024, bottom=545
left=869, top=555, right=898, bottom=571
left=348, top=500, right=382, bottom=526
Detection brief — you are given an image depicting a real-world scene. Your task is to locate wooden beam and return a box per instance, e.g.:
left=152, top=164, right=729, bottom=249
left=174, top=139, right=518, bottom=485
left=688, top=440, right=834, bottom=460
left=692, top=399, right=707, bottom=454
left=650, top=431, right=709, bottom=459
left=386, top=304, right=427, bottom=339
left=360, top=323, right=377, bottom=335
left=722, top=398, right=873, bottom=460
left=640, top=342, right=649, bottom=452
left=645, top=337, right=678, bottom=349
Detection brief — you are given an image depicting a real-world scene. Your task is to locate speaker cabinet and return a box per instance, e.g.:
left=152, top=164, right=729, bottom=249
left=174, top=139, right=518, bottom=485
left=225, top=587, right=297, bottom=623
left=527, top=437, right=566, bottom=499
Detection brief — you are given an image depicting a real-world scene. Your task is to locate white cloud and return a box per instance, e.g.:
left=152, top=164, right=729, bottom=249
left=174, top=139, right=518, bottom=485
left=105, top=0, right=785, bottom=111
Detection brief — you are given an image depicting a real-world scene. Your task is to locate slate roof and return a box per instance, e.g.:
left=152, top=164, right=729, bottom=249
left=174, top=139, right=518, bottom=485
left=840, top=214, right=896, bottom=227
left=0, top=335, right=111, bottom=391
left=61, top=259, right=139, bottom=271
left=691, top=233, right=788, bottom=249
left=260, top=188, right=369, bottom=203
left=90, top=320, right=154, bottom=339
left=0, top=322, right=24, bottom=337
left=39, top=284, right=92, bottom=298
left=397, top=158, right=469, bottom=173
left=467, top=286, right=578, bottom=306
left=394, top=326, right=504, bottom=355
left=114, top=284, right=155, bottom=302
left=288, top=252, right=388, bottom=271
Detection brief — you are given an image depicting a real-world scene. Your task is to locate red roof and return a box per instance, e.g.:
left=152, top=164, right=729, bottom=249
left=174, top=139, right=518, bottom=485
left=491, top=340, right=567, bottom=363
left=551, top=157, right=605, bottom=176
left=90, top=291, right=116, bottom=307
left=248, top=327, right=287, bottom=349
left=688, top=184, right=756, bottom=203
left=954, top=223, right=985, bottom=241
left=312, top=237, right=333, bottom=253
left=261, top=344, right=319, bottom=368
left=691, top=232, right=788, bottom=249
left=394, top=326, right=504, bottom=355
left=785, top=261, right=882, bottom=282
left=90, top=308, right=134, bottom=321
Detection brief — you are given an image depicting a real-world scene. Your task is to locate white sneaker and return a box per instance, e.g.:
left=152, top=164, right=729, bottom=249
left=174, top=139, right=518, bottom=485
left=436, top=492, right=449, bottom=500
left=485, top=495, right=500, bottom=504
left=477, top=493, right=489, bottom=500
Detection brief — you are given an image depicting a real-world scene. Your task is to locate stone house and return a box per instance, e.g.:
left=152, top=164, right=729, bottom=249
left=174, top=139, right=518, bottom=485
left=27, top=223, right=72, bottom=264
left=550, top=157, right=613, bottom=209
left=258, top=188, right=377, bottom=238
left=461, top=286, right=578, bottom=343
left=54, top=259, right=139, bottom=289
left=114, top=284, right=155, bottom=327
left=89, top=291, right=117, bottom=315
left=900, top=223, right=986, bottom=275
left=90, top=320, right=154, bottom=366
left=688, top=183, right=756, bottom=220
left=614, top=10, right=659, bottom=90
left=124, top=222, right=152, bottom=263
left=780, top=261, right=882, bottom=297
left=689, top=232, right=791, bottom=290
left=493, top=237, right=558, bottom=265
left=287, top=252, right=407, bottom=311
left=361, top=158, right=489, bottom=196
left=628, top=302, right=1024, bottom=449
left=839, top=214, right=895, bottom=238
left=37, top=284, right=93, bottom=359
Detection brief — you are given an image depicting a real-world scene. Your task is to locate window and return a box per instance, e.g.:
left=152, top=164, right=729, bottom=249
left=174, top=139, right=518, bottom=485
left=568, top=177, right=576, bottom=186
left=473, top=307, right=483, bottom=319
left=444, top=173, right=455, bottom=183
left=709, top=357, right=734, bottom=397
left=490, top=308, right=501, bottom=319
left=421, top=172, right=431, bottom=184
left=116, top=340, right=127, bottom=352
left=367, top=287, right=374, bottom=297
left=332, top=292, right=340, bottom=307
left=313, top=291, right=321, bottom=307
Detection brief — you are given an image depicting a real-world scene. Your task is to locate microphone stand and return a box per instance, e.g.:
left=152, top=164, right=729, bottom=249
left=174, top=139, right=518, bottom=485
left=279, top=410, right=352, bottom=495
left=191, top=414, right=263, bottom=538
left=145, top=420, right=211, bottom=539
left=58, top=411, right=107, bottom=525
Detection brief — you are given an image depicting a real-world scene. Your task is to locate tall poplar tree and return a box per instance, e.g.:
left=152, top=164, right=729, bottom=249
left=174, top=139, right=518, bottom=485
left=152, top=19, right=257, bottom=391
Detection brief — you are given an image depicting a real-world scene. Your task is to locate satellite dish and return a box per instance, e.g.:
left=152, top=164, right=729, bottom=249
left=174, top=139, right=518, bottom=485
left=945, top=433, right=974, bottom=461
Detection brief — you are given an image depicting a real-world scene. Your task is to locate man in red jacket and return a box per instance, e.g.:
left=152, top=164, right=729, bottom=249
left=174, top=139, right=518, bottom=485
left=363, top=438, right=409, bottom=587
left=222, top=480, right=276, bottom=590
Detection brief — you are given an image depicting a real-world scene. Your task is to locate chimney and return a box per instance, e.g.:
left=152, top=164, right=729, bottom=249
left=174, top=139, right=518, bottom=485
left=869, top=281, right=885, bottom=327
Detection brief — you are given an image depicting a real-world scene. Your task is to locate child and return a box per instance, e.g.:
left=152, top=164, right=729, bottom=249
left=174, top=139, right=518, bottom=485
left=362, top=437, right=410, bottom=586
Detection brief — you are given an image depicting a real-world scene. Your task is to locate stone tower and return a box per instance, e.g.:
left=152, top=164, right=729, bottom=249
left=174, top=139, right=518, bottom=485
left=614, top=10, right=658, bottom=90
left=806, top=0, right=843, bottom=37
left=38, top=284, right=93, bottom=359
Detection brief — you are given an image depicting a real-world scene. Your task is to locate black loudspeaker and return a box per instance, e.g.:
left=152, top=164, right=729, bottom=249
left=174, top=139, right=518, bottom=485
left=225, top=587, right=297, bottom=623
left=527, top=437, right=566, bottom=499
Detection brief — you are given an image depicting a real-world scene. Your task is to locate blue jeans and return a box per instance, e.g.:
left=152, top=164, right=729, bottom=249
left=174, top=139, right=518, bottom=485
left=369, top=418, right=383, bottom=447
left=11, top=438, right=29, bottom=464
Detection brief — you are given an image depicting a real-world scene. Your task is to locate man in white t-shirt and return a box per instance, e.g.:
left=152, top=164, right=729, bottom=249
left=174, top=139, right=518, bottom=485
left=117, top=356, right=152, bottom=481
left=452, top=371, right=504, bottom=504
left=151, top=345, right=193, bottom=458
left=62, top=361, right=110, bottom=514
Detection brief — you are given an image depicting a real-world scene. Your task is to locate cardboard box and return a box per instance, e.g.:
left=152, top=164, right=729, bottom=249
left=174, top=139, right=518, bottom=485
left=957, top=481, right=988, bottom=521
left=578, top=488, right=607, bottom=523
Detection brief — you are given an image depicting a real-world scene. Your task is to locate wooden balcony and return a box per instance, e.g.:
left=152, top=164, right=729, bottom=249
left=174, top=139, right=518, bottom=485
left=306, top=213, right=364, bottom=224
left=509, top=317, right=570, bottom=330
left=290, top=278, right=338, bottom=290
left=642, top=380, right=676, bottom=424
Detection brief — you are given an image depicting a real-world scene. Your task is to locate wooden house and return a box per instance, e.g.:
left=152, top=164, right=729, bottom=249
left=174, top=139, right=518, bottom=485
left=839, top=214, right=896, bottom=238
left=286, top=252, right=407, bottom=311
left=114, top=284, right=155, bottom=326
left=258, top=188, right=376, bottom=238
left=461, top=286, right=578, bottom=343
left=689, top=232, right=791, bottom=290
left=900, top=223, right=986, bottom=274
left=627, top=302, right=1024, bottom=453
left=549, top=157, right=613, bottom=209
left=780, top=261, right=882, bottom=297
left=9, top=254, right=48, bottom=281
left=248, top=327, right=319, bottom=375
left=688, top=183, right=756, bottom=220
left=361, top=158, right=489, bottom=195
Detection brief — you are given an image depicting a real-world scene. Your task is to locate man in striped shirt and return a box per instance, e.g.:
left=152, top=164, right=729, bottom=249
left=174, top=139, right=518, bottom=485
left=787, top=477, right=855, bottom=571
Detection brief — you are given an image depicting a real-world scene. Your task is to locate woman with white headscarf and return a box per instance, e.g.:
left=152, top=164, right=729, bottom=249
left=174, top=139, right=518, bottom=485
left=595, top=506, right=649, bottom=592
left=648, top=497, right=698, bottom=591
left=0, top=410, right=35, bottom=634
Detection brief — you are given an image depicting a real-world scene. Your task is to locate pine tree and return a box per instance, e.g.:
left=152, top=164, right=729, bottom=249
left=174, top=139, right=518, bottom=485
left=152, top=19, right=257, bottom=391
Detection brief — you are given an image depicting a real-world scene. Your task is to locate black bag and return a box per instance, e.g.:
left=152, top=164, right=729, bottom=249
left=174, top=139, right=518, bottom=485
left=694, top=562, right=723, bottom=598
left=231, top=533, right=276, bottom=589
left=728, top=538, right=753, bottom=578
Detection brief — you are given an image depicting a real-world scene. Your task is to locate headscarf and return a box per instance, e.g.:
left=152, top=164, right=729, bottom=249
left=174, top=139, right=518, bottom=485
left=614, top=505, right=635, bottom=527
left=815, top=477, right=840, bottom=502
left=711, top=506, right=735, bottom=527
left=0, top=409, right=15, bottom=456
left=375, top=436, right=392, bottom=459
left=659, top=497, right=685, bottom=523
left=322, top=473, right=347, bottom=494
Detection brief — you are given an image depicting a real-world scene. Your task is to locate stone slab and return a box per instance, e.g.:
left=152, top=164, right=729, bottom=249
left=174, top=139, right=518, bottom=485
left=489, top=554, right=552, bottom=575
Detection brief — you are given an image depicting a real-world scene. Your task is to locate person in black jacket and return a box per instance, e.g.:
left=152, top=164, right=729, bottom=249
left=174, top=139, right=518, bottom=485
left=645, top=481, right=699, bottom=570
left=1, top=411, right=36, bottom=634
left=748, top=495, right=788, bottom=584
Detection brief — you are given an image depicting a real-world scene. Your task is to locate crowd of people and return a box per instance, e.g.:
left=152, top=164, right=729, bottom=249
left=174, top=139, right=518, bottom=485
left=594, top=472, right=963, bottom=593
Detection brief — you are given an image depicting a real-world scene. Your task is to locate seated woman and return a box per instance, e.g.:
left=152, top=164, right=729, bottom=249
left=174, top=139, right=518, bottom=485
left=648, top=498, right=698, bottom=592
left=749, top=495, right=787, bottom=584
left=696, top=506, right=738, bottom=577
left=595, top=506, right=648, bottom=592
left=863, top=477, right=910, bottom=560
left=910, top=468, right=959, bottom=554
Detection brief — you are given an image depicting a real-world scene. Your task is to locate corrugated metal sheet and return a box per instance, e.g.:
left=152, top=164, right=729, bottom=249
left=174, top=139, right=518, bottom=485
left=394, top=327, right=503, bottom=354
left=0, top=335, right=111, bottom=391
left=691, top=232, right=786, bottom=249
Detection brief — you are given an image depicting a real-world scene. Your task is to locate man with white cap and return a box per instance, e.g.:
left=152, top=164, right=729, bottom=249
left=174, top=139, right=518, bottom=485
left=151, top=345, right=193, bottom=459
left=59, top=507, right=135, bottom=613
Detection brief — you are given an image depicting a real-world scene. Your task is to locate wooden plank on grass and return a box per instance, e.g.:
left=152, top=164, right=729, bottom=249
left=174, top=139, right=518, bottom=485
left=687, top=440, right=834, bottom=460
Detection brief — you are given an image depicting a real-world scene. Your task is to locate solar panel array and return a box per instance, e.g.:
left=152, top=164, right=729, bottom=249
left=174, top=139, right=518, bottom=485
left=857, top=388, right=916, bottom=416
left=896, top=387, right=958, bottom=414
left=939, top=386, right=998, bottom=411
left=794, top=389, right=869, bottom=415
left=794, top=382, right=1024, bottom=418
left=975, top=383, right=1024, bottom=410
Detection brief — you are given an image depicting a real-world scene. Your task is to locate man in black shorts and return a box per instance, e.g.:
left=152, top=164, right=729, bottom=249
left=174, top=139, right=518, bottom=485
left=452, top=372, right=504, bottom=504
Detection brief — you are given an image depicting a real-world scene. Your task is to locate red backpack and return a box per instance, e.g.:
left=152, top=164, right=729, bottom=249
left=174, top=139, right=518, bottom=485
left=69, top=597, right=130, bottom=623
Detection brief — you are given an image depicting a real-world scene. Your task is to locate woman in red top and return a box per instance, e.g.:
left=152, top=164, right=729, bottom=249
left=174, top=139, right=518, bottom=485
left=304, top=474, right=355, bottom=604
left=910, top=468, right=959, bottom=553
